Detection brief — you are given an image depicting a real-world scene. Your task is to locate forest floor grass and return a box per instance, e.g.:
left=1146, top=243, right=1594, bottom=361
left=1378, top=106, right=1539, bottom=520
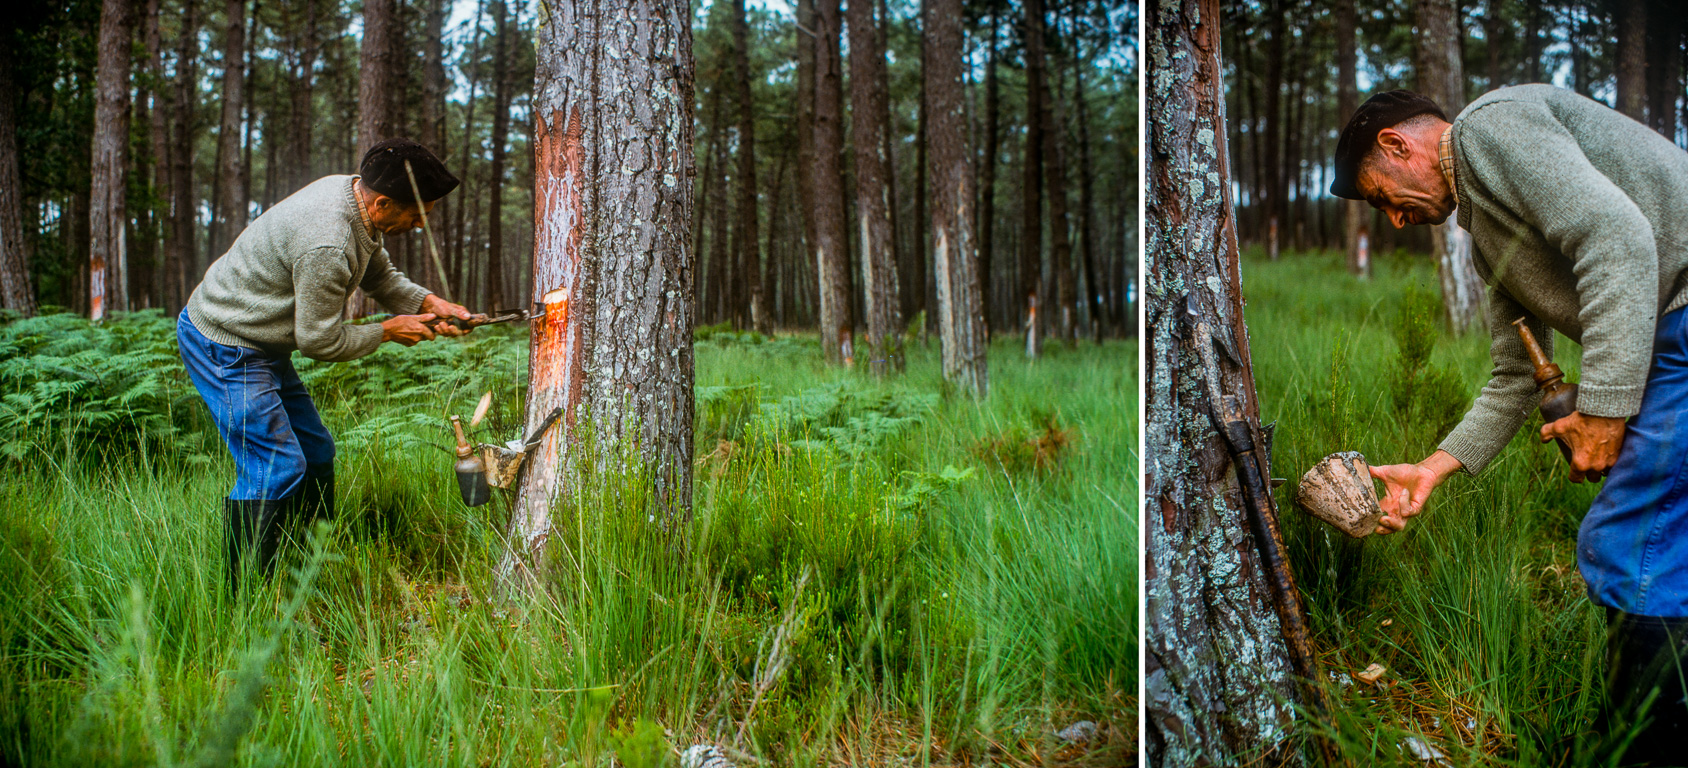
left=1247, top=248, right=1618, bottom=766
left=0, top=314, right=1135, bottom=767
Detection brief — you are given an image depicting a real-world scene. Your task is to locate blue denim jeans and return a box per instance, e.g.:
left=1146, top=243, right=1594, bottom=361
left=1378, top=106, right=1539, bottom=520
left=1580, top=307, right=1688, bottom=618
left=177, top=310, right=334, bottom=501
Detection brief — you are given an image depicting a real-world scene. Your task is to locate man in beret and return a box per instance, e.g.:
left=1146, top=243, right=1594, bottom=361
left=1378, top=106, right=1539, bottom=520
left=1330, top=85, right=1688, bottom=759
left=178, top=138, right=475, bottom=592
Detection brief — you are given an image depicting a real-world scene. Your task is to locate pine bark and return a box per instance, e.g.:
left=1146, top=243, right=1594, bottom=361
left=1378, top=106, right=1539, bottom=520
left=1146, top=1, right=1309, bottom=762
left=501, top=0, right=696, bottom=592
left=284, top=0, right=317, bottom=195
left=90, top=0, right=135, bottom=321
left=0, top=51, right=35, bottom=316
left=1261, top=0, right=1283, bottom=259
left=358, top=0, right=398, bottom=150
left=1416, top=0, right=1485, bottom=334
left=1645, top=1, right=1682, bottom=139
left=1041, top=42, right=1075, bottom=343
left=978, top=11, right=999, bottom=334
left=848, top=0, right=901, bottom=375
left=925, top=0, right=986, bottom=397
left=210, top=0, right=246, bottom=261
left=795, top=0, right=816, bottom=294
left=812, top=0, right=851, bottom=363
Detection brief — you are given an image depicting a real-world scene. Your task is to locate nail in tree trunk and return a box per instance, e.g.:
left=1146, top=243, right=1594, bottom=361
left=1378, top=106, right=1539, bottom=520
left=210, top=0, right=246, bottom=261
left=925, top=0, right=987, bottom=397
left=1336, top=0, right=1368, bottom=278
left=0, top=49, right=35, bottom=316
left=731, top=0, right=764, bottom=332
left=499, top=0, right=695, bottom=592
left=812, top=0, right=851, bottom=362
left=1146, top=1, right=1319, bottom=762
left=486, top=0, right=513, bottom=311
left=90, top=0, right=135, bottom=322
left=168, top=0, right=200, bottom=310
left=1416, top=0, right=1485, bottom=334
left=848, top=0, right=901, bottom=375
left=1020, top=0, right=1046, bottom=358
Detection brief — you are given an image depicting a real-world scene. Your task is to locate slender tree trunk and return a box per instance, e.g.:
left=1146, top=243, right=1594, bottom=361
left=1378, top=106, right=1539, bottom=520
left=1417, top=0, right=1485, bottom=333
left=1524, top=2, right=1544, bottom=83
left=287, top=0, right=318, bottom=196
left=692, top=88, right=721, bottom=324
left=763, top=145, right=787, bottom=332
left=1146, top=1, right=1323, bottom=762
left=240, top=1, right=257, bottom=218
left=169, top=0, right=200, bottom=310
left=1020, top=0, right=1046, bottom=357
left=1262, top=0, right=1283, bottom=260
left=1073, top=56, right=1101, bottom=340
left=1617, top=1, right=1647, bottom=122
left=1042, top=42, right=1075, bottom=343
left=0, top=51, right=35, bottom=316
left=1646, top=0, right=1683, bottom=139
left=90, top=0, right=136, bottom=322
left=926, top=0, right=987, bottom=397
left=978, top=10, right=998, bottom=335
left=502, top=0, right=695, bottom=590
left=1484, top=0, right=1502, bottom=88
left=731, top=0, right=763, bottom=332
left=849, top=0, right=901, bottom=375
left=359, top=0, right=397, bottom=150
left=209, top=0, right=246, bottom=262
left=813, top=0, right=851, bottom=363
left=454, top=0, right=487, bottom=302
left=708, top=109, right=730, bottom=324
left=487, top=0, right=513, bottom=311
left=418, top=0, right=447, bottom=291
left=913, top=51, right=929, bottom=333
left=794, top=0, right=816, bottom=299
left=1336, top=0, right=1367, bottom=278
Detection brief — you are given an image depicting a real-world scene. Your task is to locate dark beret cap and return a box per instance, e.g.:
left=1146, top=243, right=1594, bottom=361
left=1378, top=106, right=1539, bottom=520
left=1329, top=90, right=1449, bottom=200
left=359, top=138, right=460, bottom=204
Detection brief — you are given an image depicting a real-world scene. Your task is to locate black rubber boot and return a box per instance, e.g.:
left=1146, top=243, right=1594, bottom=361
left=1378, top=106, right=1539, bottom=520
left=1605, top=609, right=1688, bottom=766
left=224, top=498, right=289, bottom=595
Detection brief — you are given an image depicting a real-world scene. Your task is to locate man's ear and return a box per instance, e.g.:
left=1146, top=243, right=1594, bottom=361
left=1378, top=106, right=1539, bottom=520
left=1375, top=128, right=1412, bottom=162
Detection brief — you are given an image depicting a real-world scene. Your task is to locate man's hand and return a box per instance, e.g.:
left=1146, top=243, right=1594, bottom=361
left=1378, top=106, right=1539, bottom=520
left=419, top=294, right=474, bottom=337
left=1540, top=412, right=1626, bottom=483
left=382, top=313, right=439, bottom=346
left=1369, top=450, right=1463, bottom=535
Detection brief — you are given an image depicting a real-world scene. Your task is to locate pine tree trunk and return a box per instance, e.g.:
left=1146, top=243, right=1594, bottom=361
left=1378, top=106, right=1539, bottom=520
left=1020, top=0, right=1046, bottom=357
left=1073, top=54, right=1101, bottom=339
left=1616, top=1, right=1647, bottom=122
left=1416, top=0, right=1485, bottom=334
left=168, top=0, right=199, bottom=310
left=731, top=0, right=763, bottom=332
left=90, top=0, right=135, bottom=322
left=210, top=0, right=246, bottom=261
left=453, top=0, right=487, bottom=303
left=487, top=0, right=513, bottom=311
left=0, top=50, right=36, bottom=316
left=418, top=0, right=447, bottom=292
left=286, top=0, right=318, bottom=197
left=812, top=0, right=851, bottom=363
left=500, top=0, right=695, bottom=591
left=978, top=10, right=998, bottom=335
left=359, top=0, right=397, bottom=150
left=925, top=0, right=987, bottom=397
left=1146, top=1, right=1320, bottom=762
left=848, top=0, right=901, bottom=375
left=794, top=0, right=816, bottom=291
left=1042, top=41, right=1075, bottom=343
left=1336, top=0, right=1368, bottom=279
left=1262, top=0, right=1283, bottom=260
left=1644, top=1, right=1682, bottom=140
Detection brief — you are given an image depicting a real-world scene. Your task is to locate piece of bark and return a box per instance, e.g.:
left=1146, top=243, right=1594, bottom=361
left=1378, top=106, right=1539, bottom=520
left=1294, top=451, right=1383, bottom=538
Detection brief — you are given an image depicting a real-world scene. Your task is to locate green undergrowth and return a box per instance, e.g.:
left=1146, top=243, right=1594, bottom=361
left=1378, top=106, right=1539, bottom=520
left=0, top=312, right=1136, bottom=767
left=1246, top=248, right=1612, bottom=766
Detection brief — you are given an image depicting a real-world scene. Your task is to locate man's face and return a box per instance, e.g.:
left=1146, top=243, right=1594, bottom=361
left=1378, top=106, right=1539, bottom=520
left=1355, top=133, right=1456, bottom=229
left=369, top=195, right=437, bottom=234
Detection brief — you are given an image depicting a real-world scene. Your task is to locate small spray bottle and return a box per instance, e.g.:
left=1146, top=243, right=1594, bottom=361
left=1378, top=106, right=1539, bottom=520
left=1512, top=318, right=1581, bottom=471
left=451, top=415, right=491, bottom=507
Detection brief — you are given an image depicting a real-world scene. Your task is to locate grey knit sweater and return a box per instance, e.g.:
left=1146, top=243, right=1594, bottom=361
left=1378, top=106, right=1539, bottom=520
left=1440, top=85, right=1688, bottom=474
left=185, top=175, right=430, bottom=362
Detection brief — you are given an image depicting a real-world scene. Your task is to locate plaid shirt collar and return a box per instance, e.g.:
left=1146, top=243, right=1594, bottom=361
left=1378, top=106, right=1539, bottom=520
left=1438, top=124, right=1457, bottom=199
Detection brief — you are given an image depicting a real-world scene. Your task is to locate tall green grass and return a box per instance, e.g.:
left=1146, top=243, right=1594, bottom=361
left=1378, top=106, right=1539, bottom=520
left=0, top=314, right=1136, bottom=767
left=1247, top=249, right=1617, bottom=766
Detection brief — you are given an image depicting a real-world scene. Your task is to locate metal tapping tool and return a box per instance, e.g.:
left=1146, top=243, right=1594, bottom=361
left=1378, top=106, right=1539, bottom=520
left=1512, top=317, right=1599, bottom=480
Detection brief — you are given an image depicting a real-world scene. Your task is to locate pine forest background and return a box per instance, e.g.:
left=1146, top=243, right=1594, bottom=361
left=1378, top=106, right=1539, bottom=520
left=0, top=0, right=1136, bottom=344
